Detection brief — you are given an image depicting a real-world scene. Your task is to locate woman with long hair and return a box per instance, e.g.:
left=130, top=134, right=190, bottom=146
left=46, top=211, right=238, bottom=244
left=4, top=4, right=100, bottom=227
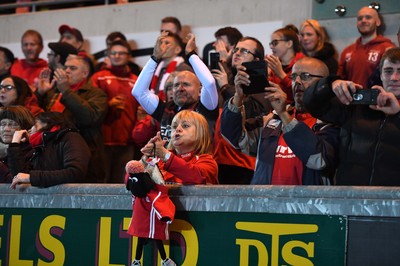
left=265, top=26, right=305, bottom=103
left=300, top=19, right=338, bottom=75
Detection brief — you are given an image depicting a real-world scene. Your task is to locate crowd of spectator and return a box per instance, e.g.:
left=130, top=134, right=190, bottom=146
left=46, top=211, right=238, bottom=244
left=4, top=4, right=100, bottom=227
left=0, top=6, right=399, bottom=189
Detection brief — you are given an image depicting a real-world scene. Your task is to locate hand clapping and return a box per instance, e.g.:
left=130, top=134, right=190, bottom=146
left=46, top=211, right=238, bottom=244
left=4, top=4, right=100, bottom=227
left=140, top=132, right=168, bottom=159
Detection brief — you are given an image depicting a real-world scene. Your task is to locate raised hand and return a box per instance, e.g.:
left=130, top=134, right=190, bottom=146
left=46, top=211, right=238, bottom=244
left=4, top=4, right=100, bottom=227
left=185, top=33, right=197, bottom=54
left=211, top=62, right=229, bottom=88
left=140, top=132, right=168, bottom=159
left=232, top=64, right=249, bottom=106
left=370, top=86, right=400, bottom=115
left=37, top=68, right=56, bottom=95
left=264, top=81, right=287, bottom=115
left=12, top=130, right=30, bottom=144
left=331, top=80, right=362, bottom=105
left=152, top=31, right=169, bottom=60
left=214, top=39, right=229, bottom=63
left=265, top=54, right=286, bottom=80
left=53, top=67, right=70, bottom=93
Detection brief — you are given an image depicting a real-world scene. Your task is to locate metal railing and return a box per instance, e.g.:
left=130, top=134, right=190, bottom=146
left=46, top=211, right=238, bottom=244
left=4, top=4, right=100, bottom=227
left=0, top=0, right=113, bottom=13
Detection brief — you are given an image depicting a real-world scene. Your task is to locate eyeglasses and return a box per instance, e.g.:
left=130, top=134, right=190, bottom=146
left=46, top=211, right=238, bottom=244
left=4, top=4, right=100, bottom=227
left=109, top=51, right=129, bottom=56
left=0, top=120, right=20, bottom=129
left=269, top=39, right=287, bottom=47
left=232, top=47, right=257, bottom=57
left=0, top=85, right=16, bottom=92
left=289, top=72, right=324, bottom=81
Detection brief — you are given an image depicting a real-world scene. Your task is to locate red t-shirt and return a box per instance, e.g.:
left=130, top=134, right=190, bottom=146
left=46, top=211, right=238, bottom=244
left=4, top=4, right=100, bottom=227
left=271, top=135, right=303, bottom=185
left=271, top=113, right=316, bottom=185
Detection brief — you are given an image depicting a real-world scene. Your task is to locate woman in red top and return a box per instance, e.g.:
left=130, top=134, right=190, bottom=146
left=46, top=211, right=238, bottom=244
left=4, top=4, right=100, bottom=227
left=265, top=27, right=304, bottom=103
left=141, top=109, right=218, bottom=185
left=127, top=110, right=218, bottom=266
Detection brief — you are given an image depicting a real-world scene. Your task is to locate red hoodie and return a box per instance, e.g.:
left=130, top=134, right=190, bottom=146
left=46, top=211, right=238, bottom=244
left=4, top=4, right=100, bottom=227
left=338, top=35, right=395, bottom=89
left=11, top=58, right=48, bottom=89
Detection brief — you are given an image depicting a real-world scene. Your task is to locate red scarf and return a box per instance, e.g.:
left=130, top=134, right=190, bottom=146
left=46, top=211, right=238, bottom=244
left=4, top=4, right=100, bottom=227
left=30, top=126, right=61, bottom=147
left=149, top=57, right=184, bottom=100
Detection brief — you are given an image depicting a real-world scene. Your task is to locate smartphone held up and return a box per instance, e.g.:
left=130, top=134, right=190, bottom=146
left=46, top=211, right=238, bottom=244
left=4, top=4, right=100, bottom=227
left=350, top=88, right=380, bottom=105
left=241, top=60, right=270, bottom=95
left=209, top=52, right=220, bottom=70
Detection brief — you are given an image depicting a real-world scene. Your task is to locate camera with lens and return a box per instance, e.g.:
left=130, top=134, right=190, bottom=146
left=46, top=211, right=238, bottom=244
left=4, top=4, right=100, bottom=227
left=350, top=89, right=380, bottom=105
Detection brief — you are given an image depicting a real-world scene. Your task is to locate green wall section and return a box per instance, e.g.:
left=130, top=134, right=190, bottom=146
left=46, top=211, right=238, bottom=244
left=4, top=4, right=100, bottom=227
left=0, top=208, right=346, bottom=266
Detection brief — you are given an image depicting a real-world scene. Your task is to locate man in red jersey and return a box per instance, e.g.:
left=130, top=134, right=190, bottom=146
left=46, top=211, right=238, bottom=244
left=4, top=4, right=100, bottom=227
left=337, top=6, right=395, bottom=89
left=11, top=29, right=47, bottom=90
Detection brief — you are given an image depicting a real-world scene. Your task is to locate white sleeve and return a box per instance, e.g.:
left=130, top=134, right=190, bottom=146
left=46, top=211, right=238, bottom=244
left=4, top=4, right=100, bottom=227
left=189, top=54, right=218, bottom=110
left=131, top=58, right=160, bottom=115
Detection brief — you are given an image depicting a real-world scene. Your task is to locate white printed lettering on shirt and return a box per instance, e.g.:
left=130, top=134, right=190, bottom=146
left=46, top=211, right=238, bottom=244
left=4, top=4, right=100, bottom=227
left=275, top=145, right=296, bottom=159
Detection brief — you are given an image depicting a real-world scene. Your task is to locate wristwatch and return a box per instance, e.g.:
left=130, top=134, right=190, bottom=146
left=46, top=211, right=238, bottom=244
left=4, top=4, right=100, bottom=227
left=163, top=152, right=171, bottom=162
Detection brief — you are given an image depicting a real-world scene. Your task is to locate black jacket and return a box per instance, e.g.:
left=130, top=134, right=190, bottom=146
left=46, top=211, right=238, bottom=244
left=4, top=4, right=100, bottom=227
left=303, top=76, right=400, bottom=186
left=0, top=141, right=31, bottom=183
left=36, top=81, right=108, bottom=182
left=312, top=42, right=338, bottom=75
left=7, top=128, right=91, bottom=188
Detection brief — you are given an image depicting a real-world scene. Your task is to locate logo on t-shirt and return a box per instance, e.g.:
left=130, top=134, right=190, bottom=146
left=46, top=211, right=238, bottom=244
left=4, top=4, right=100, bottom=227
left=275, top=145, right=296, bottom=159
left=345, top=52, right=352, bottom=62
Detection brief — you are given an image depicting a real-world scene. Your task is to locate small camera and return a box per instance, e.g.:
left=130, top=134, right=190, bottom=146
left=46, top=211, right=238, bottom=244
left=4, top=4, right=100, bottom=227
left=351, top=89, right=380, bottom=105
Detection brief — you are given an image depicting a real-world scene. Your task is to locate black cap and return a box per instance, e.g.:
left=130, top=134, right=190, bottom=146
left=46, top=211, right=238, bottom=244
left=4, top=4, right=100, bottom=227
left=48, top=42, right=78, bottom=57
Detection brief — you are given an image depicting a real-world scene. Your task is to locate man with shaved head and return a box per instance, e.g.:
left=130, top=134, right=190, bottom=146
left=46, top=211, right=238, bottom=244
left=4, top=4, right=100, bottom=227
left=338, top=6, right=395, bottom=89
left=132, top=32, right=218, bottom=142
left=221, top=57, right=340, bottom=185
